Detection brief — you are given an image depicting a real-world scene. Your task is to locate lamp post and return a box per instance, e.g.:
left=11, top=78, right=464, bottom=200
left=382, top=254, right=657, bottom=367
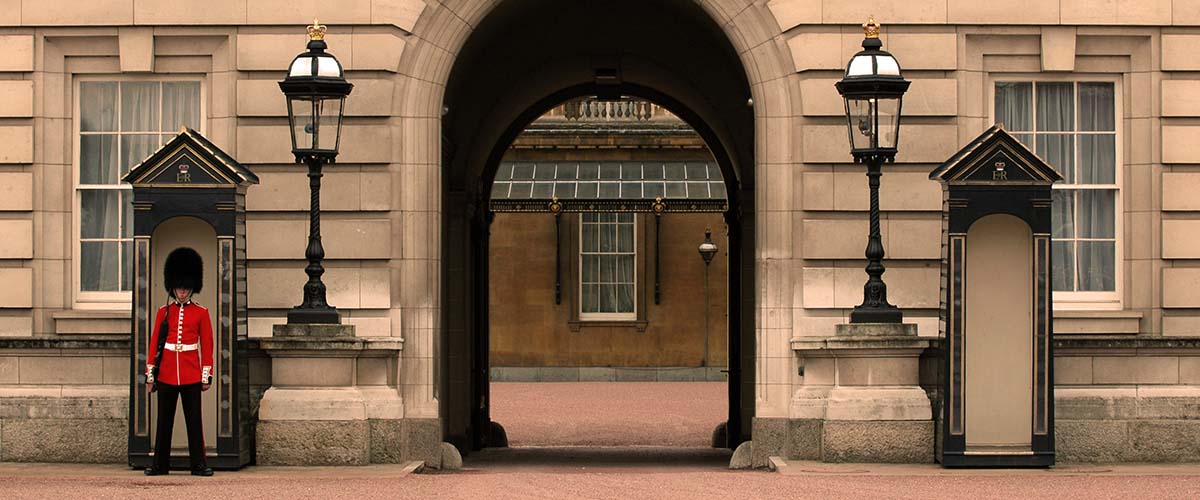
left=835, top=17, right=910, bottom=324
left=279, top=20, right=354, bottom=324
left=698, top=228, right=718, bottom=366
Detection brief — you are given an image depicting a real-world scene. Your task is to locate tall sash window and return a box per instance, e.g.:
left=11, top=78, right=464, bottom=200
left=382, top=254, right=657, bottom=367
left=580, top=213, right=637, bottom=320
left=76, top=80, right=201, bottom=301
left=995, top=80, right=1119, bottom=301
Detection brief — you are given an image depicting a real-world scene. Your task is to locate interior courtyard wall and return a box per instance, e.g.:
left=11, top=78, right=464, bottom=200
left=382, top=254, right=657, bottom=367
left=489, top=212, right=730, bottom=369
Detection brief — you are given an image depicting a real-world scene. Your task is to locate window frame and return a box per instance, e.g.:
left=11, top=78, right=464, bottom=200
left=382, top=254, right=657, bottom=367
left=989, top=74, right=1124, bottom=310
left=565, top=212, right=649, bottom=331
left=578, top=212, right=638, bottom=321
left=72, top=75, right=206, bottom=308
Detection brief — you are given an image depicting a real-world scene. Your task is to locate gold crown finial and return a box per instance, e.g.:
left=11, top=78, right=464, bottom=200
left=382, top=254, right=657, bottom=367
left=863, top=16, right=881, bottom=39
left=307, top=19, right=327, bottom=41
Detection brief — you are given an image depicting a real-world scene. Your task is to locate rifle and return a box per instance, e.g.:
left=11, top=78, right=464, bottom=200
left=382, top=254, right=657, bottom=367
left=149, top=303, right=170, bottom=391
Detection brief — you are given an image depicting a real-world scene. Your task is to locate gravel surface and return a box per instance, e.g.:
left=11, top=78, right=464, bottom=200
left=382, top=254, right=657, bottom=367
left=3, top=382, right=1199, bottom=499
left=2, top=463, right=1199, bottom=500
left=489, top=381, right=727, bottom=447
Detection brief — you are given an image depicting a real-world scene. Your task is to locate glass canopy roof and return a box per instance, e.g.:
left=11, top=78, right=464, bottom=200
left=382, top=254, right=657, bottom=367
left=492, top=161, right=726, bottom=200
left=490, top=161, right=729, bottom=213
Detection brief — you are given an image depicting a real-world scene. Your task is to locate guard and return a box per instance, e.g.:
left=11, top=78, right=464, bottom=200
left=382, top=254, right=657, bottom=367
left=145, top=247, right=215, bottom=476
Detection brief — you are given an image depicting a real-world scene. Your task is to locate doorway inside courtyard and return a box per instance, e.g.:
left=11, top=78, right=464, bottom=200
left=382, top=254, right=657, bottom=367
left=438, top=0, right=757, bottom=460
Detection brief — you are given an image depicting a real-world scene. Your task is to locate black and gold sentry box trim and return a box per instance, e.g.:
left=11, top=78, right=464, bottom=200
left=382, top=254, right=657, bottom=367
left=122, top=129, right=258, bottom=471
left=931, top=124, right=1061, bottom=468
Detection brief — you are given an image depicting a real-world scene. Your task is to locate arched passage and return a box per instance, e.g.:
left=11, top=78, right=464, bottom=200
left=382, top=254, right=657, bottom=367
left=438, top=0, right=757, bottom=454
left=396, top=0, right=806, bottom=455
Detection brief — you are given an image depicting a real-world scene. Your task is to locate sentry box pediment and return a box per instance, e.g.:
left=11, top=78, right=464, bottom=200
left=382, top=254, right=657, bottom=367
left=123, top=129, right=257, bottom=470
left=930, top=124, right=1060, bottom=468
left=930, top=124, right=1062, bottom=186
left=124, top=128, right=259, bottom=189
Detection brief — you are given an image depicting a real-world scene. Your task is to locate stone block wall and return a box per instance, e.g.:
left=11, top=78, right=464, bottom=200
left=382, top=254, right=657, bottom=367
left=0, top=339, right=127, bottom=463
left=1, top=0, right=1200, bottom=466
left=1054, top=337, right=1200, bottom=462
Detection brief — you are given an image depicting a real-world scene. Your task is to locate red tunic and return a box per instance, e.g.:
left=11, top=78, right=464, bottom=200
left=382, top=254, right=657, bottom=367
left=147, top=301, right=214, bottom=387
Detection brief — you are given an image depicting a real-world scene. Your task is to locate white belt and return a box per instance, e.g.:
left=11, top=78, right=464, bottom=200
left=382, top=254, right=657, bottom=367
left=164, top=342, right=199, bottom=352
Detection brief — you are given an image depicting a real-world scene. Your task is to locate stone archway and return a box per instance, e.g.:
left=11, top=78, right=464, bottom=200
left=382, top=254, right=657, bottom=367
left=391, top=0, right=800, bottom=457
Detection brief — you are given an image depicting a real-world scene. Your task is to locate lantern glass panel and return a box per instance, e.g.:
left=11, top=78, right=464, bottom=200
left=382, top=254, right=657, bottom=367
left=289, top=97, right=315, bottom=151
left=317, top=96, right=343, bottom=151
left=876, top=96, right=901, bottom=150
left=288, top=96, right=344, bottom=153
left=846, top=97, right=874, bottom=150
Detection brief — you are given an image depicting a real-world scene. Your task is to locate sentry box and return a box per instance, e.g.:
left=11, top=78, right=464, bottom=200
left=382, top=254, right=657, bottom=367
left=930, top=124, right=1061, bottom=467
left=123, top=129, right=258, bottom=470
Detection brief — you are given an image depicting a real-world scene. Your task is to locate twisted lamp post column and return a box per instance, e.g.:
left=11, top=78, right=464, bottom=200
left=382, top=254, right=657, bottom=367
left=850, top=154, right=901, bottom=323
left=298, top=156, right=332, bottom=314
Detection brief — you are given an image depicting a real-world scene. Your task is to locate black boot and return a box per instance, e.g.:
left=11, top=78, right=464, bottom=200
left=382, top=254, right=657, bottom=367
left=191, top=465, right=214, bottom=477
left=144, top=466, right=168, bottom=476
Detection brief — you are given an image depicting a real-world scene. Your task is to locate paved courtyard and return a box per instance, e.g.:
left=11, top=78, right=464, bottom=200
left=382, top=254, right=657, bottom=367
left=3, top=457, right=1200, bottom=499
left=1, top=382, right=1199, bottom=499
left=489, top=381, right=727, bottom=447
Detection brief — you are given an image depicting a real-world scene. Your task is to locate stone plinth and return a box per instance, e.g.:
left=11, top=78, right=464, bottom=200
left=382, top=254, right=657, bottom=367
left=791, top=323, right=933, bottom=463
left=256, top=323, right=405, bottom=466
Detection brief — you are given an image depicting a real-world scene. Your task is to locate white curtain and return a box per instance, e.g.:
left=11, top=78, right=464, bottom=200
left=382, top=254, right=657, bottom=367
left=120, top=83, right=161, bottom=177
left=1079, top=83, right=1115, bottom=131
left=1050, top=190, right=1074, bottom=292
left=1037, top=83, right=1076, bottom=183
left=1036, top=83, right=1073, bottom=131
left=1076, top=83, right=1117, bottom=292
left=79, top=82, right=117, bottom=132
left=1078, top=190, right=1115, bottom=291
left=79, top=191, right=120, bottom=291
left=78, top=81, right=199, bottom=292
left=616, top=213, right=635, bottom=313
left=580, top=213, right=636, bottom=314
left=121, top=82, right=159, bottom=131
left=163, top=82, right=201, bottom=131
left=998, top=81, right=1116, bottom=293
left=995, top=82, right=1032, bottom=131
left=1038, top=135, right=1074, bottom=183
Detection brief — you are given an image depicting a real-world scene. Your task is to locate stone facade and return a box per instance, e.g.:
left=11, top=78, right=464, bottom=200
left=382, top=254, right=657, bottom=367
left=0, top=0, right=1195, bottom=465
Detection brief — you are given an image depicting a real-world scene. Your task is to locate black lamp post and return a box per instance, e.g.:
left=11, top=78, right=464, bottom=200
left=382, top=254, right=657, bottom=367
left=835, top=17, right=910, bottom=324
left=698, top=229, right=718, bottom=366
left=279, top=20, right=354, bottom=324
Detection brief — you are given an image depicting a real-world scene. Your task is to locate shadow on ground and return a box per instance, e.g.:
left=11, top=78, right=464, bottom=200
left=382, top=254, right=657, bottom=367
left=463, top=446, right=733, bottom=472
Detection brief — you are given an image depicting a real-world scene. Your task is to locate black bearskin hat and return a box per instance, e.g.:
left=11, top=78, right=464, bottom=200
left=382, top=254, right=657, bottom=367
left=164, top=247, right=203, bottom=296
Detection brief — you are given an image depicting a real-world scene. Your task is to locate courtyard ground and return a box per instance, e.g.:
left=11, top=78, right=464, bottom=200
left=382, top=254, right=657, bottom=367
left=488, top=381, right=727, bottom=447
left=1, top=381, right=1198, bottom=499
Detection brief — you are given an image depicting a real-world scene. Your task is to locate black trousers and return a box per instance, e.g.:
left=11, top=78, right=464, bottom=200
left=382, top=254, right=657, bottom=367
left=152, top=382, right=207, bottom=470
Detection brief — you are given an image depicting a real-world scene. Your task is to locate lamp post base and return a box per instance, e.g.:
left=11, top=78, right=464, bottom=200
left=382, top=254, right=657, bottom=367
left=849, top=305, right=903, bottom=324
left=287, top=306, right=341, bottom=325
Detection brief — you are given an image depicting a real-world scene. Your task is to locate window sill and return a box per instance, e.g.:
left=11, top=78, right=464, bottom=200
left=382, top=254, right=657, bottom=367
left=1053, top=309, right=1142, bottom=335
left=53, top=310, right=130, bottom=335
left=568, top=320, right=648, bottom=333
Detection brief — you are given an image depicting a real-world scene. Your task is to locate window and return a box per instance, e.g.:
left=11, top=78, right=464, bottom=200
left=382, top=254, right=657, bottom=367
left=580, top=213, right=636, bottom=320
left=995, top=80, right=1119, bottom=302
left=75, top=79, right=201, bottom=302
